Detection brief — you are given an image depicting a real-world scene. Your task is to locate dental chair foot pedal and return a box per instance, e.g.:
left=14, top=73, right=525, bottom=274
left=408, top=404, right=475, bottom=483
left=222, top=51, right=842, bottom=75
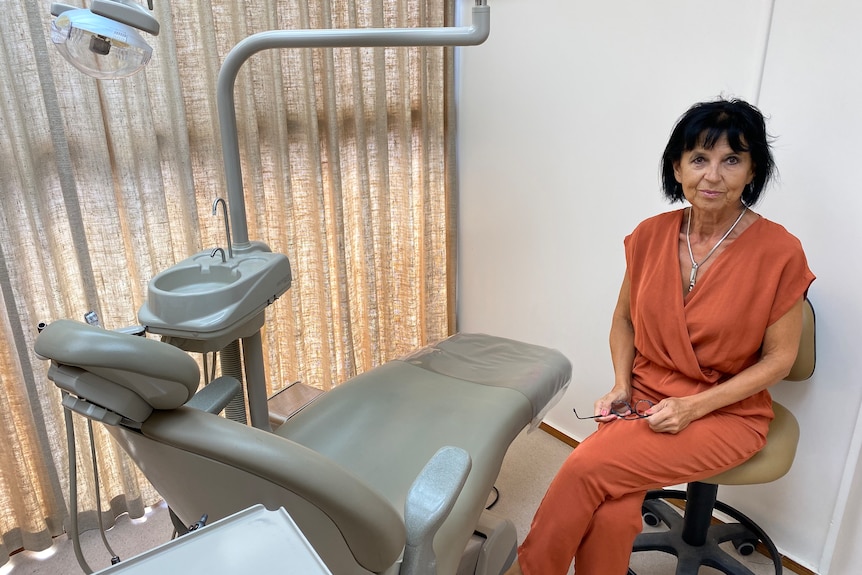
left=457, top=510, right=517, bottom=575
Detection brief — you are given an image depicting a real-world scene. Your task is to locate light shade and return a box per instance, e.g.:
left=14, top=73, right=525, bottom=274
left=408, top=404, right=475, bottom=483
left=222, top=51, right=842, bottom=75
left=50, top=8, right=152, bottom=79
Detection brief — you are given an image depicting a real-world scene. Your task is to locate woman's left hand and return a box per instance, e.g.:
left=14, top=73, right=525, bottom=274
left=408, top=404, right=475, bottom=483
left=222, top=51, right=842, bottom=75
left=645, top=397, right=699, bottom=434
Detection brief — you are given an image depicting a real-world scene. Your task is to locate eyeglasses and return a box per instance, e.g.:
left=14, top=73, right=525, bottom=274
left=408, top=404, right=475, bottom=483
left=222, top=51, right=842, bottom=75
left=573, top=399, right=655, bottom=420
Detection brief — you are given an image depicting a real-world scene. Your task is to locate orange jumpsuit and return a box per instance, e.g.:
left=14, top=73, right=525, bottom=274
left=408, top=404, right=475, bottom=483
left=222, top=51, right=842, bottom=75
left=517, top=210, right=814, bottom=575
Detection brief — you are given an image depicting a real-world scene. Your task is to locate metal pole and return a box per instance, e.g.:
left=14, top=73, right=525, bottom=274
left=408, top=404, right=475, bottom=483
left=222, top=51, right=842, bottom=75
left=216, top=5, right=491, bottom=251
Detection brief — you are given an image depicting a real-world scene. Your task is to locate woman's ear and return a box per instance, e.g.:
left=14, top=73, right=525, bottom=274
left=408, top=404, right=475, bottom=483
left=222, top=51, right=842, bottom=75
left=672, top=161, right=682, bottom=183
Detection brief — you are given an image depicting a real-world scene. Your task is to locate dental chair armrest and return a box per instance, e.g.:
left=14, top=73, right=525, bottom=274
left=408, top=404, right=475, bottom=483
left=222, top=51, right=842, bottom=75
left=185, top=376, right=241, bottom=414
left=402, top=446, right=472, bottom=575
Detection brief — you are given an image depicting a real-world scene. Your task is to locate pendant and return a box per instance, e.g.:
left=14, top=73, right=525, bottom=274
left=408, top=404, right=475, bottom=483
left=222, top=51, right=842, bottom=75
left=688, top=264, right=698, bottom=293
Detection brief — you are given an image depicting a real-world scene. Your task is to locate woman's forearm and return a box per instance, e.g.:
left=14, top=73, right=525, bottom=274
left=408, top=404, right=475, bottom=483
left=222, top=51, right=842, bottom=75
left=685, top=357, right=791, bottom=420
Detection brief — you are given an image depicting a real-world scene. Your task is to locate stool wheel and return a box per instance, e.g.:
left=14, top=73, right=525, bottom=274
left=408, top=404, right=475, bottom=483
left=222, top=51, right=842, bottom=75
left=733, top=537, right=758, bottom=556
left=642, top=510, right=662, bottom=528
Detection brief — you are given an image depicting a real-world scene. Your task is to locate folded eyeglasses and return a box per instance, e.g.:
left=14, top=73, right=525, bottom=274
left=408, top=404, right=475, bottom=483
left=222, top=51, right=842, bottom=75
left=573, top=399, right=654, bottom=420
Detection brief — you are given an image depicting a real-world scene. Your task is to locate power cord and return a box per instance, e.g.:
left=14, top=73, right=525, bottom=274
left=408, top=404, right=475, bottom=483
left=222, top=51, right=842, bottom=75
left=486, top=485, right=499, bottom=510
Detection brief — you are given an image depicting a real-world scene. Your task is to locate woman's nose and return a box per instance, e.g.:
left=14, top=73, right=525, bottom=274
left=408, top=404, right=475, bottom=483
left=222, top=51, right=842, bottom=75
left=704, top=161, right=721, bottom=181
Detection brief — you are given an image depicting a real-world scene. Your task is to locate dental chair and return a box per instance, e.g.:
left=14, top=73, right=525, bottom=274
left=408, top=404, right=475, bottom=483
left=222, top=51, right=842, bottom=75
left=629, top=298, right=816, bottom=575
left=35, top=322, right=571, bottom=575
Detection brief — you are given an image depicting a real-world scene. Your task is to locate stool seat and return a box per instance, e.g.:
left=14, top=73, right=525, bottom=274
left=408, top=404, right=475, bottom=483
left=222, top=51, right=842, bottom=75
left=705, top=402, right=799, bottom=486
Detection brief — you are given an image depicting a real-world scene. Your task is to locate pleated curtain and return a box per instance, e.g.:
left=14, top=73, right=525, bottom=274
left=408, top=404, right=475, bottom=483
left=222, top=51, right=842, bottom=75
left=0, top=0, right=455, bottom=561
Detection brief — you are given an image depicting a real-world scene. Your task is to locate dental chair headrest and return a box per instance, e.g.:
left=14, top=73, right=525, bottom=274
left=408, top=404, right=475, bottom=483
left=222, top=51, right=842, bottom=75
left=35, top=320, right=200, bottom=422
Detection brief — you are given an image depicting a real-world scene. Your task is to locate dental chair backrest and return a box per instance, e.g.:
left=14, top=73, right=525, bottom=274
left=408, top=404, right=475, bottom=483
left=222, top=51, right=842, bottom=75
left=35, top=320, right=407, bottom=574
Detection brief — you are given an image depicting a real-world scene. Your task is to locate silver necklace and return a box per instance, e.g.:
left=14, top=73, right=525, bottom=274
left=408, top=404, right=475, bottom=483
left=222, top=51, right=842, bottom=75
left=685, top=206, right=747, bottom=293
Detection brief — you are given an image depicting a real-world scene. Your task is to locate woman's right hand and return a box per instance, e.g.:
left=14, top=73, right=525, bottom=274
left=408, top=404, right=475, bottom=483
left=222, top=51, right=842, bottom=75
left=594, top=388, right=631, bottom=423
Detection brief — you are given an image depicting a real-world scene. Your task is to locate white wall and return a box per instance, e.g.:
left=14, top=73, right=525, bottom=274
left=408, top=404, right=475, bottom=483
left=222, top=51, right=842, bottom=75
left=455, top=1, right=862, bottom=573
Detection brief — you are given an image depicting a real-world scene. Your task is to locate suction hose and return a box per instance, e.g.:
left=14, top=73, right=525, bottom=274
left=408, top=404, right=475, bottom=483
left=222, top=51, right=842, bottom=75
left=63, top=393, right=122, bottom=573
left=220, top=340, right=248, bottom=424
left=87, top=422, right=120, bottom=564
left=63, top=392, right=93, bottom=574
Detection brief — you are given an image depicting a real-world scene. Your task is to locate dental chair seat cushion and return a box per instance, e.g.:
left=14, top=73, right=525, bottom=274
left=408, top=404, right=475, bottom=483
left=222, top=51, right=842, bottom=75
left=275, top=333, right=571, bottom=575
left=401, top=333, right=572, bottom=423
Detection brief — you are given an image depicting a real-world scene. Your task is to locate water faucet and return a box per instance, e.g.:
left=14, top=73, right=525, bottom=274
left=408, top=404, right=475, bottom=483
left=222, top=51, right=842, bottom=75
left=210, top=247, right=227, bottom=263
left=212, top=198, right=233, bottom=259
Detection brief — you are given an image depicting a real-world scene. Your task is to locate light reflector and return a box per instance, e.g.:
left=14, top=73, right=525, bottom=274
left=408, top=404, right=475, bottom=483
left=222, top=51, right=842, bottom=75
left=50, top=8, right=152, bottom=79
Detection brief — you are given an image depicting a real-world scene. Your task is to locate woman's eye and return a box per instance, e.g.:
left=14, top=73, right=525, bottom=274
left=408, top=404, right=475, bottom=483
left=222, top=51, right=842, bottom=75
left=726, top=156, right=740, bottom=165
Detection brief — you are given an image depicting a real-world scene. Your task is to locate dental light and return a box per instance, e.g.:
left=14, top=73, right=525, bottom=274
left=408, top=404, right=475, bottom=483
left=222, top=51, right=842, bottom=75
left=50, top=0, right=160, bottom=79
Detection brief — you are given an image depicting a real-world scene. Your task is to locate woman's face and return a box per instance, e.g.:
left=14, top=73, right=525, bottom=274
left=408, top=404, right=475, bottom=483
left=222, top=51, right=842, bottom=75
left=673, top=134, right=754, bottom=214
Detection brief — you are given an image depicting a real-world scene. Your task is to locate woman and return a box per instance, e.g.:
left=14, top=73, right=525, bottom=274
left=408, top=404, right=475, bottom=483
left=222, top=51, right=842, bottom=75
left=504, top=98, right=814, bottom=575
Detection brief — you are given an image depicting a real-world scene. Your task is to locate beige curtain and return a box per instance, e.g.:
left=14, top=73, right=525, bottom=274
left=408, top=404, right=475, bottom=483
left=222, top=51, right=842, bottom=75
left=0, top=0, right=455, bottom=561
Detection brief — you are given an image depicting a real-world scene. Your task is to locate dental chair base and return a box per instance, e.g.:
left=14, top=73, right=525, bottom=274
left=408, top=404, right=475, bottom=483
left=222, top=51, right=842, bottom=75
left=35, top=323, right=571, bottom=575
left=457, top=510, right=517, bottom=575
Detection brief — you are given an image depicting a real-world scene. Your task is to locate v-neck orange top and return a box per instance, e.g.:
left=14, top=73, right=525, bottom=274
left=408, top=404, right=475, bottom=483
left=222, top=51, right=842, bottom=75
left=624, top=209, right=815, bottom=420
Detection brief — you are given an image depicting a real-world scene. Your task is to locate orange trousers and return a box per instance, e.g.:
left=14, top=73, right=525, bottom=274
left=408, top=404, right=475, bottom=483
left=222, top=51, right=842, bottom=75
left=517, top=408, right=768, bottom=575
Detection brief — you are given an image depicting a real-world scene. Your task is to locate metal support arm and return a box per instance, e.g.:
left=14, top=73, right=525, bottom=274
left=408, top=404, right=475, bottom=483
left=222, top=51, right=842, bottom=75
left=216, top=4, right=491, bottom=251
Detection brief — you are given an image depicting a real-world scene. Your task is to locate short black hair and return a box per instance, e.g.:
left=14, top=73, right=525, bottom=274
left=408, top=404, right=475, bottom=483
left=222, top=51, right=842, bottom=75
left=660, top=98, right=776, bottom=205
